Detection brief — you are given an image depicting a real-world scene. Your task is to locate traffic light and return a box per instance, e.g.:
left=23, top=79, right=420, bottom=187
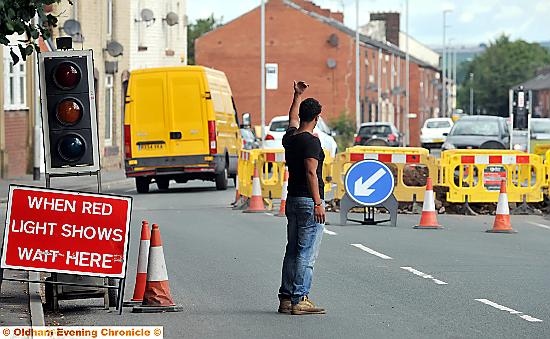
left=39, top=50, right=100, bottom=174
left=511, top=87, right=530, bottom=130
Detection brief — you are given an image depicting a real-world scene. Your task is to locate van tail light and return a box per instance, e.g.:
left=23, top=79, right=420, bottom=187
left=124, top=124, right=132, bottom=158
left=354, top=136, right=362, bottom=143
left=387, top=134, right=397, bottom=142
left=208, top=120, right=217, bottom=154
left=265, top=134, right=275, bottom=141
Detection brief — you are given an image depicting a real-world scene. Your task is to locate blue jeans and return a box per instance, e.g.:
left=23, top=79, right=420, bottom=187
left=279, top=196, right=324, bottom=305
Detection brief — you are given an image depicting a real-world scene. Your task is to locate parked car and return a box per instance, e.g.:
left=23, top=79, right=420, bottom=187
left=264, top=115, right=338, bottom=157
left=354, top=122, right=402, bottom=147
left=511, top=118, right=550, bottom=154
left=240, top=128, right=260, bottom=150
left=441, top=115, right=510, bottom=151
left=421, top=118, right=453, bottom=149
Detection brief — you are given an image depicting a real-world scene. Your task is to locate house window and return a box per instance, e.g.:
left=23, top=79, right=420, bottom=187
left=106, top=0, right=113, bottom=37
left=3, top=47, right=27, bottom=110
left=104, top=74, right=114, bottom=145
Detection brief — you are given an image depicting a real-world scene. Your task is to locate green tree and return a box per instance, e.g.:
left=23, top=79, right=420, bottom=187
left=457, top=35, right=550, bottom=116
left=0, top=0, right=64, bottom=64
left=329, top=111, right=356, bottom=152
left=187, top=14, right=223, bottom=65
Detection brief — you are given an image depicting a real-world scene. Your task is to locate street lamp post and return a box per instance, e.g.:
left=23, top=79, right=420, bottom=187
left=441, top=9, right=452, bottom=117
left=405, top=0, right=410, bottom=146
left=469, top=72, right=474, bottom=115
left=355, top=0, right=360, bottom=130
left=260, top=0, right=266, bottom=145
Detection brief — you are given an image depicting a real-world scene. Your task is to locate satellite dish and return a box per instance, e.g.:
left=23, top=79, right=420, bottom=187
left=164, top=12, right=179, bottom=26
left=326, top=58, right=337, bottom=69
left=140, top=8, right=155, bottom=22
left=106, top=41, right=123, bottom=57
left=63, top=19, right=82, bottom=36
left=327, top=33, right=339, bottom=47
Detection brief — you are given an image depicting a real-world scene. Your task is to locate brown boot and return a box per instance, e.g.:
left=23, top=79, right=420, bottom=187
left=278, top=297, right=292, bottom=314
left=291, top=296, right=326, bottom=315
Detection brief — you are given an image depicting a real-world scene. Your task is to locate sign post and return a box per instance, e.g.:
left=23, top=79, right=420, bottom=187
left=0, top=185, right=132, bottom=314
left=339, top=160, right=398, bottom=226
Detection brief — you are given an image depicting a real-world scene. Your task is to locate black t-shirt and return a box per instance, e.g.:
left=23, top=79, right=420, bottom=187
left=282, top=127, right=325, bottom=199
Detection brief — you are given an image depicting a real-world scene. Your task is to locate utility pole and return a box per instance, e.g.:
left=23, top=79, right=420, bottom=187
left=442, top=9, right=452, bottom=117
left=355, top=0, right=361, bottom=130
left=260, top=0, right=266, bottom=145
left=469, top=73, right=474, bottom=115
left=405, top=0, right=410, bottom=146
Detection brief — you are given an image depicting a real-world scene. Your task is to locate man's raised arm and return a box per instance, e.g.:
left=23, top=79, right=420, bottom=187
left=288, top=80, right=308, bottom=129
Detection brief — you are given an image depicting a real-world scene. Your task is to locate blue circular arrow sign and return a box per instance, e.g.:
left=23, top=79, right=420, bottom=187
left=344, top=159, right=395, bottom=206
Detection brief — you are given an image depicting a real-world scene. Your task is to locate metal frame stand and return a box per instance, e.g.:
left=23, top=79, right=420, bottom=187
left=339, top=193, right=398, bottom=227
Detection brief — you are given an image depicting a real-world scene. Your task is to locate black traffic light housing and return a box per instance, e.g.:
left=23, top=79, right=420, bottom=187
left=38, top=50, right=100, bottom=174
left=512, top=86, right=530, bottom=130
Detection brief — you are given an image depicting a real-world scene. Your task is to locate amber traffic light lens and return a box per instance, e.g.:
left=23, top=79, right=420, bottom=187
left=53, top=62, right=81, bottom=89
left=58, top=134, right=85, bottom=162
left=56, top=99, right=82, bottom=126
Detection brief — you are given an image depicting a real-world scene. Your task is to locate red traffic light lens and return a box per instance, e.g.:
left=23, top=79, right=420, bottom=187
left=56, top=99, right=82, bottom=126
left=57, top=134, right=86, bottom=162
left=53, top=62, right=81, bottom=89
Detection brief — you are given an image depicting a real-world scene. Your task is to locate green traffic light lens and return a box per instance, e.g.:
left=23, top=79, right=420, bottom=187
left=57, top=134, right=85, bottom=162
left=53, top=62, right=81, bottom=89
left=56, top=99, right=82, bottom=126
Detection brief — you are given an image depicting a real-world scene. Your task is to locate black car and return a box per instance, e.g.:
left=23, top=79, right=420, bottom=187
left=354, top=122, right=402, bottom=147
left=240, top=128, right=260, bottom=150
left=441, top=115, right=510, bottom=150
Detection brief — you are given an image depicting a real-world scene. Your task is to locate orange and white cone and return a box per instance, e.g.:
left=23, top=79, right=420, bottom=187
left=487, top=180, right=517, bottom=233
left=414, top=177, right=443, bottom=229
left=277, top=167, right=289, bottom=217
left=132, top=224, right=182, bottom=313
left=124, top=221, right=150, bottom=306
left=243, top=164, right=266, bottom=213
left=231, top=174, right=242, bottom=206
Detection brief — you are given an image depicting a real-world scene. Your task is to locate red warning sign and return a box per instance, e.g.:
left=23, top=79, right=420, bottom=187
left=1, top=185, right=132, bottom=278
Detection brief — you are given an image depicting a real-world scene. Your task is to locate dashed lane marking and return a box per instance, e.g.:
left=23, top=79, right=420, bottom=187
left=323, top=228, right=337, bottom=235
left=475, top=299, right=543, bottom=323
left=527, top=221, right=550, bottom=230
left=350, top=244, right=392, bottom=259
left=400, top=267, right=448, bottom=285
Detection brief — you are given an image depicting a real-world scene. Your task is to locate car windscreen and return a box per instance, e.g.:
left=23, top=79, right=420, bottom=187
left=426, top=120, right=451, bottom=128
left=450, top=120, right=500, bottom=136
left=270, top=120, right=289, bottom=132
left=531, top=120, right=550, bottom=134
left=358, top=125, right=392, bottom=136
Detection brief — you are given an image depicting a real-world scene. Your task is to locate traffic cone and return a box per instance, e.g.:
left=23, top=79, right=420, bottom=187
left=243, top=164, right=266, bottom=213
left=277, top=167, right=289, bottom=217
left=132, top=224, right=182, bottom=313
left=231, top=174, right=242, bottom=206
left=487, top=180, right=517, bottom=233
left=414, top=177, right=443, bottom=229
left=123, top=221, right=150, bottom=306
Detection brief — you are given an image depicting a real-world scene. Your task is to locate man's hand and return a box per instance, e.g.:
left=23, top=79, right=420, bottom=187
left=294, top=80, right=309, bottom=95
left=314, top=204, right=326, bottom=224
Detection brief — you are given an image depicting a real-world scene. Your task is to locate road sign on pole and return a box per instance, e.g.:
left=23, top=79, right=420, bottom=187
left=344, top=160, right=395, bottom=206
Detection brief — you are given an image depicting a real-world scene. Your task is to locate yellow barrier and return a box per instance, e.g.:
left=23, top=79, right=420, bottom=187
left=440, top=150, right=544, bottom=203
left=257, top=149, right=286, bottom=199
left=331, top=146, right=438, bottom=203
left=237, top=149, right=262, bottom=198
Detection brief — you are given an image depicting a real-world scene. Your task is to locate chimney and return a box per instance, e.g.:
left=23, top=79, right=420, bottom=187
left=369, top=12, right=400, bottom=46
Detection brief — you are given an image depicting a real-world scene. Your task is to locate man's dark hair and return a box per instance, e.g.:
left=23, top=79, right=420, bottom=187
left=299, top=98, right=322, bottom=122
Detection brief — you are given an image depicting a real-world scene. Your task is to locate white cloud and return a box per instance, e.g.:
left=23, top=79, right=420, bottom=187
left=535, top=0, right=550, bottom=12
left=459, top=12, right=475, bottom=23
left=494, top=5, right=524, bottom=20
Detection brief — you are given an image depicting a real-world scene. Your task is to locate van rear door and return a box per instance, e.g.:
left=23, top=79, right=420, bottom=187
left=129, top=72, right=169, bottom=158
left=167, top=70, right=209, bottom=156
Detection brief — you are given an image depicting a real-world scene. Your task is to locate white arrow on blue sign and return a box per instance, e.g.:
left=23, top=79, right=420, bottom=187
left=344, top=159, right=395, bottom=206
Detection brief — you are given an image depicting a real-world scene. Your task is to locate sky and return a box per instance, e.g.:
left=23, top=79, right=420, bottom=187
left=187, top=0, right=550, bottom=47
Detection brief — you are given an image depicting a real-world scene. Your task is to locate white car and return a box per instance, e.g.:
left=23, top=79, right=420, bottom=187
left=264, top=115, right=338, bottom=157
left=420, top=117, right=454, bottom=149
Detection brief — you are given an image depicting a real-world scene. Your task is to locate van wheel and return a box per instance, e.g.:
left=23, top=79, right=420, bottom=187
left=156, top=177, right=169, bottom=190
left=215, top=166, right=228, bottom=190
left=135, top=177, right=150, bottom=193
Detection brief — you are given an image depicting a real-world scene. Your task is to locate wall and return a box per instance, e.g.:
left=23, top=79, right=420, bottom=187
left=130, top=0, right=187, bottom=70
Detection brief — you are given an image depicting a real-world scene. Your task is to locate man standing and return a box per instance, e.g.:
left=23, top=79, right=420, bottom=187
left=278, top=81, right=326, bottom=315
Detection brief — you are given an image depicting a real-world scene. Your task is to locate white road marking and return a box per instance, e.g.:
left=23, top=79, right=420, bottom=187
left=350, top=244, right=392, bottom=259
left=400, top=267, right=448, bottom=285
left=527, top=221, right=550, bottom=230
left=475, top=299, right=543, bottom=323
left=323, top=229, right=337, bottom=235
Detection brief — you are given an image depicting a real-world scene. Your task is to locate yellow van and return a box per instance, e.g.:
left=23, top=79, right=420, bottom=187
left=123, top=66, right=242, bottom=193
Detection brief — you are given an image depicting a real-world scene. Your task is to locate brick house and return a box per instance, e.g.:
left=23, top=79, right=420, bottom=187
left=196, top=0, right=440, bottom=146
left=517, top=68, right=550, bottom=118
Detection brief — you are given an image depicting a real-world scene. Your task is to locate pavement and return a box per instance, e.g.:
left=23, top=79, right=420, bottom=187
left=0, top=168, right=130, bottom=327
